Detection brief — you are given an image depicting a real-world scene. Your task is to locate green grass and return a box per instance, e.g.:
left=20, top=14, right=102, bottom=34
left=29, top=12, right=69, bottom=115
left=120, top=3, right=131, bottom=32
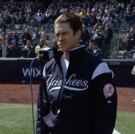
left=0, top=104, right=36, bottom=134
left=0, top=103, right=135, bottom=134
left=115, top=111, right=135, bottom=134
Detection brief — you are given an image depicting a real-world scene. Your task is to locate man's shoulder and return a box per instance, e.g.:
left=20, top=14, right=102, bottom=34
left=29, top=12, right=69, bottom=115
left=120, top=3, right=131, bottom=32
left=85, top=51, right=103, bottom=66
left=35, top=45, right=40, bottom=49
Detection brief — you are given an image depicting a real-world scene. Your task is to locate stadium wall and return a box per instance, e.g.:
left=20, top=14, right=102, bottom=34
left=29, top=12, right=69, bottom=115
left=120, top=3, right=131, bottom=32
left=0, top=58, right=135, bottom=86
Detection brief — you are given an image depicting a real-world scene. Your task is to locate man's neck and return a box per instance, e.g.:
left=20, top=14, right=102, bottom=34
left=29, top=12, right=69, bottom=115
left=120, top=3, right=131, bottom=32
left=63, top=51, right=69, bottom=60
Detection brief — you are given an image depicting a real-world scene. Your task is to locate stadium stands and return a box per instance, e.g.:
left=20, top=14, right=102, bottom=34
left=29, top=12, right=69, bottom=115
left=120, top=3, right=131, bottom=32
left=0, top=0, right=135, bottom=60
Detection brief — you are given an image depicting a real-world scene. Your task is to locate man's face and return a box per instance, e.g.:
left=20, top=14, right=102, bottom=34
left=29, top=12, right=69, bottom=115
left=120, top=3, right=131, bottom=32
left=92, top=44, right=96, bottom=49
left=54, top=23, right=80, bottom=53
left=12, top=40, right=16, bottom=46
left=27, top=40, right=31, bottom=47
left=40, top=40, right=45, bottom=47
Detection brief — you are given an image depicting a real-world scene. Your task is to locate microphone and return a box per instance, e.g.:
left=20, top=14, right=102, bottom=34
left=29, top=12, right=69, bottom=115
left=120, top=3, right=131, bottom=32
left=38, top=46, right=56, bottom=61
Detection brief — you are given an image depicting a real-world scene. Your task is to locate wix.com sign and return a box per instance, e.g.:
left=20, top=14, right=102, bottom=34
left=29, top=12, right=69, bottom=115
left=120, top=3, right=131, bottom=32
left=22, top=68, right=41, bottom=77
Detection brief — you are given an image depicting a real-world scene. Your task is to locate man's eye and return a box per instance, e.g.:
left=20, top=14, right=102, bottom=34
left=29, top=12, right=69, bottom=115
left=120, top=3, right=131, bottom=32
left=63, top=33, right=68, bottom=35
left=56, top=34, right=59, bottom=37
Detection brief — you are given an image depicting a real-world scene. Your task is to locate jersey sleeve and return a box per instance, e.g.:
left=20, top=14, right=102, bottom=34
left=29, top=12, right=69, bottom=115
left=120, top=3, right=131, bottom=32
left=91, top=62, right=117, bottom=134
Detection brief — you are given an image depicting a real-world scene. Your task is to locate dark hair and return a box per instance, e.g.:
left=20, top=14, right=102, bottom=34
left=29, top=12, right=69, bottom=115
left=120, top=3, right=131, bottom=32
left=54, top=12, right=83, bottom=34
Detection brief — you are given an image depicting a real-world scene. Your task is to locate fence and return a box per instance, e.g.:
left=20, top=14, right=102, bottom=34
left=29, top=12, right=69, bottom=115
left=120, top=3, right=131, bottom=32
left=110, top=38, right=122, bottom=59
left=6, top=23, right=54, bottom=33
left=0, top=58, right=135, bottom=86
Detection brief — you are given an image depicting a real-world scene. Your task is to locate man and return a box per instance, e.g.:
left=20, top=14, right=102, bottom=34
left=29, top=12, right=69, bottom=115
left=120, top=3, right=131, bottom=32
left=0, top=19, right=7, bottom=33
left=92, top=42, right=102, bottom=59
left=22, top=40, right=36, bottom=58
left=79, top=24, right=89, bottom=47
left=6, top=39, right=21, bottom=58
left=36, top=12, right=117, bottom=134
left=35, top=39, right=48, bottom=56
left=32, top=28, right=40, bottom=48
left=120, top=33, right=133, bottom=59
left=91, top=28, right=104, bottom=49
left=0, top=37, right=8, bottom=57
left=102, top=24, right=113, bottom=59
left=22, top=28, right=31, bottom=45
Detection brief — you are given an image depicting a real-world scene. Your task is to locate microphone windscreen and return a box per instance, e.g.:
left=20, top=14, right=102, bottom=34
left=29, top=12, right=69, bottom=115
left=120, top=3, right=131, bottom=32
left=39, top=46, right=55, bottom=61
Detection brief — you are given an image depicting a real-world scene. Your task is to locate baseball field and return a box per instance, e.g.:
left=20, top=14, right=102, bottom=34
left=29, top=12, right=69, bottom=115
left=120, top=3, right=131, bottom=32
left=0, top=84, right=135, bottom=134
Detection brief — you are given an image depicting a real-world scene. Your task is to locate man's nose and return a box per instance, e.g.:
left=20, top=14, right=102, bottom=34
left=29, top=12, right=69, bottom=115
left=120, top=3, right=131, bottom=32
left=58, top=34, right=64, bottom=41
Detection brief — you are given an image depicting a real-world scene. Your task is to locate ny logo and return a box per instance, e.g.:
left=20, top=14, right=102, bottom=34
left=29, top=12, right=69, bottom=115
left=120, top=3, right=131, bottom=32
left=48, top=50, right=54, bottom=59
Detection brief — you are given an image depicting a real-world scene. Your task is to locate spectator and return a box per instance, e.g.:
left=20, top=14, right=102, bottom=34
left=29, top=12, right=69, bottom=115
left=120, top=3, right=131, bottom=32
left=11, top=31, right=19, bottom=45
left=128, top=27, right=135, bottom=48
left=124, top=10, right=132, bottom=26
left=39, top=27, right=46, bottom=40
left=31, top=15, right=38, bottom=24
left=22, top=40, right=36, bottom=58
left=89, top=12, right=97, bottom=26
left=32, top=28, right=40, bottom=48
left=91, top=29, right=104, bottom=49
left=41, top=14, right=49, bottom=29
left=25, top=14, right=32, bottom=24
left=36, top=9, right=42, bottom=23
left=0, top=37, right=8, bottom=57
left=17, top=12, right=25, bottom=24
left=5, top=33, right=12, bottom=45
left=113, top=14, right=121, bottom=34
left=86, top=43, right=93, bottom=54
left=102, top=24, right=113, bottom=58
left=35, top=39, right=47, bottom=56
left=92, top=41, right=102, bottom=59
left=22, top=28, right=31, bottom=45
left=0, top=20, right=7, bottom=33
left=79, top=24, right=89, bottom=46
left=6, top=39, right=21, bottom=58
left=120, top=33, right=133, bottom=59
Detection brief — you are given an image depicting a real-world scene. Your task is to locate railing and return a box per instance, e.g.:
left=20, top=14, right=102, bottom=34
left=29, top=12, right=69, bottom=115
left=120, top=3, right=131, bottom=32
left=110, top=46, right=117, bottom=59
left=110, top=39, right=122, bottom=59
left=6, top=23, right=53, bottom=30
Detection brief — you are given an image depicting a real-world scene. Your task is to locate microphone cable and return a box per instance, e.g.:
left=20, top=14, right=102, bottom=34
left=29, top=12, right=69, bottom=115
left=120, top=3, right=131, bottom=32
left=29, top=54, right=44, bottom=134
left=29, top=57, right=38, bottom=134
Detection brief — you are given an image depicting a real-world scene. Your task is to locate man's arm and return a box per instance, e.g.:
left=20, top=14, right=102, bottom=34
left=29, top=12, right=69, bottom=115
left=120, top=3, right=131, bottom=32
left=91, top=62, right=117, bottom=134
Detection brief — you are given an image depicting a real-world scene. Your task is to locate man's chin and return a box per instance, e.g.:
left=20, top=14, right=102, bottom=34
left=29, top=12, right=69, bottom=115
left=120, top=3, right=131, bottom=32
left=59, top=48, right=66, bottom=52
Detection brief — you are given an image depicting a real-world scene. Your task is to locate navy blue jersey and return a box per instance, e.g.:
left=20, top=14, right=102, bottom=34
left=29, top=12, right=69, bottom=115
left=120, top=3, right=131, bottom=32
left=36, top=45, right=117, bottom=134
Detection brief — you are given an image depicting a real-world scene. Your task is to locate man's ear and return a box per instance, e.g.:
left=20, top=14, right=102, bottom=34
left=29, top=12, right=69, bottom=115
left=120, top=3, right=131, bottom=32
left=75, top=30, right=81, bottom=40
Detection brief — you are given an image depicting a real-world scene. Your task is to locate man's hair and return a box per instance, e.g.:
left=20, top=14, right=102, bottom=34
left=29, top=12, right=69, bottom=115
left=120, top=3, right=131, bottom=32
left=54, top=12, right=83, bottom=34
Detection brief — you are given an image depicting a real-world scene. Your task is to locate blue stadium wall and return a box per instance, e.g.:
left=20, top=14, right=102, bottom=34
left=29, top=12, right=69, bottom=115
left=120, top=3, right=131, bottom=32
left=0, top=58, right=135, bottom=87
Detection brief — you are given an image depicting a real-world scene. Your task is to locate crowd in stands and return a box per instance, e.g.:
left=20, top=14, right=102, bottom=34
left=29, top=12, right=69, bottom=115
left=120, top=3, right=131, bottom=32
left=0, top=0, right=135, bottom=59
left=119, top=0, right=135, bottom=59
